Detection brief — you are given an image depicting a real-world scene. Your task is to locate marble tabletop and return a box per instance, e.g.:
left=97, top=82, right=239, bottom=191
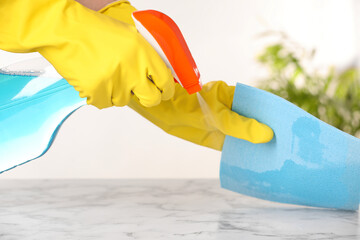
left=0, top=179, right=358, bottom=240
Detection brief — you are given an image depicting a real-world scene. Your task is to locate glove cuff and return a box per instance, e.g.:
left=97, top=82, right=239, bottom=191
left=98, top=0, right=131, bottom=12
left=98, top=0, right=137, bottom=25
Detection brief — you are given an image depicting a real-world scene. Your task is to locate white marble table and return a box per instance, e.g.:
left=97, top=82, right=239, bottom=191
left=0, top=179, right=358, bottom=240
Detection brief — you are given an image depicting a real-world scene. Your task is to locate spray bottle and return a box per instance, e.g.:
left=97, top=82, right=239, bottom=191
left=132, top=10, right=202, bottom=95
left=132, top=10, right=215, bottom=125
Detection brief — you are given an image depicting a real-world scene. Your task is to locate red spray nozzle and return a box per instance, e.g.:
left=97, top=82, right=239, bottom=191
left=132, top=10, right=202, bottom=94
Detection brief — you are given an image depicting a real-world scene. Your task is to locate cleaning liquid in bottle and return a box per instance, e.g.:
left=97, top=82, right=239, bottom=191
left=0, top=58, right=86, bottom=173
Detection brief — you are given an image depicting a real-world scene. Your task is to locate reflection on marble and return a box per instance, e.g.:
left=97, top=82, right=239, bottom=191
left=0, top=179, right=358, bottom=239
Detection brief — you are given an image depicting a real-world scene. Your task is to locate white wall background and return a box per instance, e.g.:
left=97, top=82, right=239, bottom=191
left=0, top=0, right=358, bottom=179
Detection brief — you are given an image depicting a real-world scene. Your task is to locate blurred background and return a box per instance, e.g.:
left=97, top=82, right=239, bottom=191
left=0, top=0, right=359, bottom=179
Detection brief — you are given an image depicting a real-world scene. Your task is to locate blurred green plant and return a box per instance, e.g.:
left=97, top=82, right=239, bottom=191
left=257, top=36, right=360, bottom=137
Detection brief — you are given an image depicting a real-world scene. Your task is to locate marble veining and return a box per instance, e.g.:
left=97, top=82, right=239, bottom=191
left=0, top=179, right=358, bottom=239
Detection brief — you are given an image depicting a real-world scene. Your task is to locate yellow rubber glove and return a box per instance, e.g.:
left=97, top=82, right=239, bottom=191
left=128, top=82, right=274, bottom=150
left=0, top=0, right=174, bottom=109
left=100, top=1, right=274, bottom=150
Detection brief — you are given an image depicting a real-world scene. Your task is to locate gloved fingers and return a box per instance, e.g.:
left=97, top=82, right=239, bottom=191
left=132, top=79, right=162, bottom=107
left=99, top=1, right=175, bottom=103
left=146, top=56, right=175, bottom=101
left=217, top=109, right=274, bottom=143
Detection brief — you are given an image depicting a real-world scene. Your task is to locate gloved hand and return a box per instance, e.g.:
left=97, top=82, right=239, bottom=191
left=128, top=82, right=274, bottom=150
left=0, top=0, right=174, bottom=109
left=100, top=1, right=273, bottom=150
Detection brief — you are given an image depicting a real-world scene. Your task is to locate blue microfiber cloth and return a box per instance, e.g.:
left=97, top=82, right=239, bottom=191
left=220, top=83, right=360, bottom=210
